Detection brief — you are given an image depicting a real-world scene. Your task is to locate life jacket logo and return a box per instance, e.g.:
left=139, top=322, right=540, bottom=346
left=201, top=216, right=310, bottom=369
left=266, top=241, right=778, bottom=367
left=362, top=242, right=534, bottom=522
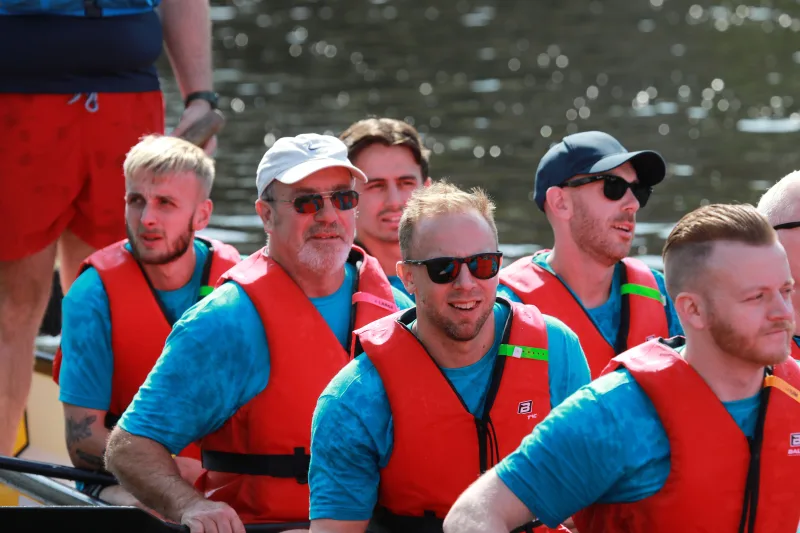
left=791, top=433, right=800, bottom=447
left=518, top=400, right=533, bottom=415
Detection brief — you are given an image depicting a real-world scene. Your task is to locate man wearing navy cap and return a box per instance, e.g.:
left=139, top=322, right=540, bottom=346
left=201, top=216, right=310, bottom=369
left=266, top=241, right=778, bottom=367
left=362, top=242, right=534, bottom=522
left=105, top=133, right=413, bottom=532
left=498, top=131, right=682, bottom=378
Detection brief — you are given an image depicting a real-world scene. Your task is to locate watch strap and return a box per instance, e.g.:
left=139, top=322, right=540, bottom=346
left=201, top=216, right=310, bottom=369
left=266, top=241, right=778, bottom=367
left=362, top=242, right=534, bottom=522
left=185, top=91, right=219, bottom=109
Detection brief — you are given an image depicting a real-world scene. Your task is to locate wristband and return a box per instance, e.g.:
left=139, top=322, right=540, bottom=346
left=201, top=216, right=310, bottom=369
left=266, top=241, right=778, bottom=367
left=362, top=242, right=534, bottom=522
left=185, top=91, right=219, bottom=110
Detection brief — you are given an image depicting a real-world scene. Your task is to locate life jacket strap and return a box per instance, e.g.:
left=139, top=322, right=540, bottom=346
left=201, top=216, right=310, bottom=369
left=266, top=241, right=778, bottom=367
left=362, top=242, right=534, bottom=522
left=201, top=447, right=310, bottom=484
left=103, top=412, right=121, bottom=430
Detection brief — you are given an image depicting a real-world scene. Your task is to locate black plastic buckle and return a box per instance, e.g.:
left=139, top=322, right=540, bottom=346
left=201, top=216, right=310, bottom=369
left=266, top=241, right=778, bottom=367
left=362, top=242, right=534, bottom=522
left=293, top=447, right=308, bottom=485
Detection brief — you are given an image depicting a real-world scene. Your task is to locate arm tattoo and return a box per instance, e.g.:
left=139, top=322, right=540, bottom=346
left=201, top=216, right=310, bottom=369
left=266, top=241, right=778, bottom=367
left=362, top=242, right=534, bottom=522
left=66, top=414, right=96, bottom=449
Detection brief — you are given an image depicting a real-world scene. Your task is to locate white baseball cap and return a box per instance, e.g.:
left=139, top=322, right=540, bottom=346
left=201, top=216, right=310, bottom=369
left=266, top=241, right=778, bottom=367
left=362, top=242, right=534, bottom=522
left=256, top=133, right=368, bottom=197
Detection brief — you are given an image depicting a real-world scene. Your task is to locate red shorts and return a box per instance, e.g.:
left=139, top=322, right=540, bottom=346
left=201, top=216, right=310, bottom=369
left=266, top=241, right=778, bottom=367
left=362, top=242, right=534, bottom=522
left=0, top=91, right=164, bottom=261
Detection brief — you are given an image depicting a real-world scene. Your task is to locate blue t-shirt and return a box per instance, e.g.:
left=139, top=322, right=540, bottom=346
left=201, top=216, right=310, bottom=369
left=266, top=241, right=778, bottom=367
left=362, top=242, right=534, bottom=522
left=308, top=302, right=591, bottom=521
left=59, top=239, right=214, bottom=410
left=388, top=275, right=414, bottom=302
left=117, top=262, right=414, bottom=454
left=493, top=346, right=767, bottom=528
left=497, top=251, right=683, bottom=347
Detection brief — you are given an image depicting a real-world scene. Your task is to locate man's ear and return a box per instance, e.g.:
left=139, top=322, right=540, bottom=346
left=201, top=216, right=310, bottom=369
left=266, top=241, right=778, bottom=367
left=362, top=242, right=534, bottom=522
left=255, top=199, right=275, bottom=233
left=544, top=186, right=573, bottom=220
left=192, top=199, right=213, bottom=231
left=396, top=261, right=417, bottom=297
left=674, top=290, right=707, bottom=331
left=423, top=177, right=432, bottom=187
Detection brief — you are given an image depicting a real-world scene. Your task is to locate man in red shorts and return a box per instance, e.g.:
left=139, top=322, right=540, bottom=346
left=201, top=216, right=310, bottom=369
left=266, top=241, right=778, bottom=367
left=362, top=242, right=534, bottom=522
left=0, top=0, right=217, bottom=455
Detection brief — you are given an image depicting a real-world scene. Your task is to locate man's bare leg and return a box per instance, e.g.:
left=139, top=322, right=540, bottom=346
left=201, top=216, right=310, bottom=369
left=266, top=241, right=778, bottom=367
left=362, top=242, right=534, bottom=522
left=57, top=229, right=98, bottom=294
left=0, top=242, right=58, bottom=455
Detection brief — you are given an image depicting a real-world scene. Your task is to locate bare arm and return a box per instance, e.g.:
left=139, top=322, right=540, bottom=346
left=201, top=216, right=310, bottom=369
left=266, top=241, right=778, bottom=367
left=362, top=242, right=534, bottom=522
left=106, top=428, right=244, bottom=533
left=160, top=0, right=211, bottom=99
left=309, top=519, right=369, bottom=533
left=63, top=404, right=110, bottom=471
left=443, top=469, right=536, bottom=533
left=105, top=428, right=200, bottom=519
left=159, top=0, right=219, bottom=153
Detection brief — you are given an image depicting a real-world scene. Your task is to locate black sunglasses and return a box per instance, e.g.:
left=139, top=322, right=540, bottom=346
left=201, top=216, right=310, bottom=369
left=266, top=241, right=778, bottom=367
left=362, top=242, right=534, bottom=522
left=403, top=252, right=503, bottom=284
left=774, top=221, right=800, bottom=231
left=558, top=174, right=653, bottom=207
left=270, top=190, right=359, bottom=214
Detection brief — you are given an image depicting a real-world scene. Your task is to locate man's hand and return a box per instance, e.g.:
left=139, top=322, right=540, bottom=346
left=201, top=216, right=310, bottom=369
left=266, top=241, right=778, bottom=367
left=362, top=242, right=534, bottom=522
left=181, top=498, right=245, bottom=533
left=172, top=99, right=217, bottom=155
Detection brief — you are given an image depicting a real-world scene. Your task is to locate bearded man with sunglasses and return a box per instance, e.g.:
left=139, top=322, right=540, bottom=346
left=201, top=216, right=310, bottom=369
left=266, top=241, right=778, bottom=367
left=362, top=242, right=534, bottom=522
left=105, top=134, right=413, bottom=533
left=307, top=182, right=591, bottom=533
left=499, top=131, right=682, bottom=378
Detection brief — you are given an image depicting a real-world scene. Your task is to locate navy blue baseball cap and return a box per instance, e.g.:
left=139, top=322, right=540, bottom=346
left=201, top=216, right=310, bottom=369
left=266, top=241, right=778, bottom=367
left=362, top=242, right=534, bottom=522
left=533, top=131, right=666, bottom=212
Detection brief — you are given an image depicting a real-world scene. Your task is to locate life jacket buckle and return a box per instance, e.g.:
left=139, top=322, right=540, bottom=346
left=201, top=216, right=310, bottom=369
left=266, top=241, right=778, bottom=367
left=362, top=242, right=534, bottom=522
left=293, top=447, right=309, bottom=485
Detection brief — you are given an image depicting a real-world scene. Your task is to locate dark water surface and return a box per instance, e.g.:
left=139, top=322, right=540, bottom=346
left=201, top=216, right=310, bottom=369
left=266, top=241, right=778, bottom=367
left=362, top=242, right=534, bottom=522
left=157, top=0, right=800, bottom=262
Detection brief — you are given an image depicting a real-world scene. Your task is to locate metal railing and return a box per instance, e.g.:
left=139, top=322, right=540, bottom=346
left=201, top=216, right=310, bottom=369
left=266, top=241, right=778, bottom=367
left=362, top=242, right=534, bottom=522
left=0, top=468, right=105, bottom=507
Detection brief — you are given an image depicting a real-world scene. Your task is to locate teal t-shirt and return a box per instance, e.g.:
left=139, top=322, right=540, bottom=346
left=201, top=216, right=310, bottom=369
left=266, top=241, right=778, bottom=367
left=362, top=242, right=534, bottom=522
left=497, top=251, right=683, bottom=347
left=118, top=262, right=414, bottom=454
left=308, top=301, right=591, bottom=521
left=493, top=344, right=771, bottom=527
left=58, top=239, right=215, bottom=410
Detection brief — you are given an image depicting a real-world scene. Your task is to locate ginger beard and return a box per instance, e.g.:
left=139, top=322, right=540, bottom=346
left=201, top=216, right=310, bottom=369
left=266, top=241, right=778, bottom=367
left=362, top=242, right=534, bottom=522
left=569, top=193, right=635, bottom=267
left=706, top=295, right=794, bottom=367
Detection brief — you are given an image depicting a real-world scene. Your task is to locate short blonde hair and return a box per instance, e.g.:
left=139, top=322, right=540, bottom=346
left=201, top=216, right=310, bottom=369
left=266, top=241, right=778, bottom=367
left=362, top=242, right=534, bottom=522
left=123, top=135, right=215, bottom=198
left=399, top=181, right=497, bottom=259
left=662, top=203, right=776, bottom=300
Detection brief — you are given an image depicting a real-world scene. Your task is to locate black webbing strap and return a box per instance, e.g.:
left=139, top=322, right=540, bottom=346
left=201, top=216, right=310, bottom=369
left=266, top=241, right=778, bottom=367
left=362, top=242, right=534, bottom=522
left=369, top=507, right=443, bottom=533
left=202, top=447, right=310, bottom=484
left=737, top=367, right=773, bottom=533
left=613, top=264, right=631, bottom=354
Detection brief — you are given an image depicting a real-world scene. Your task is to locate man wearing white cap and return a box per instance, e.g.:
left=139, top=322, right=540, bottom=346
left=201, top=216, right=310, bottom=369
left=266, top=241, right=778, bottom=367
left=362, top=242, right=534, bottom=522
left=105, top=134, right=414, bottom=533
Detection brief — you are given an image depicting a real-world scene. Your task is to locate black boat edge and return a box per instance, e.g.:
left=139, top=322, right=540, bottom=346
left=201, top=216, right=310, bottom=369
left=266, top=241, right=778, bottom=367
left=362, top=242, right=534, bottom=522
left=0, top=506, right=309, bottom=533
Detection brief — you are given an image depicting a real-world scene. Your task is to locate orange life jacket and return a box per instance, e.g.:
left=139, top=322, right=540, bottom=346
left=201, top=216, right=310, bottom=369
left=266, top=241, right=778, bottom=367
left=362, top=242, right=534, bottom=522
left=195, top=246, right=398, bottom=524
left=575, top=338, right=800, bottom=533
left=499, top=250, right=669, bottom=378
left=356, top=299, right=565, bottom=533
left=52, top=237, right=241, bottom=460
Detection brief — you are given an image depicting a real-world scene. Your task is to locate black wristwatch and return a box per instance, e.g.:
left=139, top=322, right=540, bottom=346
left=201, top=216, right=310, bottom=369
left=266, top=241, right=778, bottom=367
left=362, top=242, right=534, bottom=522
left=184, top=91, right=219, bottom=110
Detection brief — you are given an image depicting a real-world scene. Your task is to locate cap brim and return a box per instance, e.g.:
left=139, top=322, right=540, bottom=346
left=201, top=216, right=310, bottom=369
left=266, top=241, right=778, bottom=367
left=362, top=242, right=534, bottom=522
left=277, top=157, right=369, bottom=185
left=583, top=150, right=666, bottom=186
